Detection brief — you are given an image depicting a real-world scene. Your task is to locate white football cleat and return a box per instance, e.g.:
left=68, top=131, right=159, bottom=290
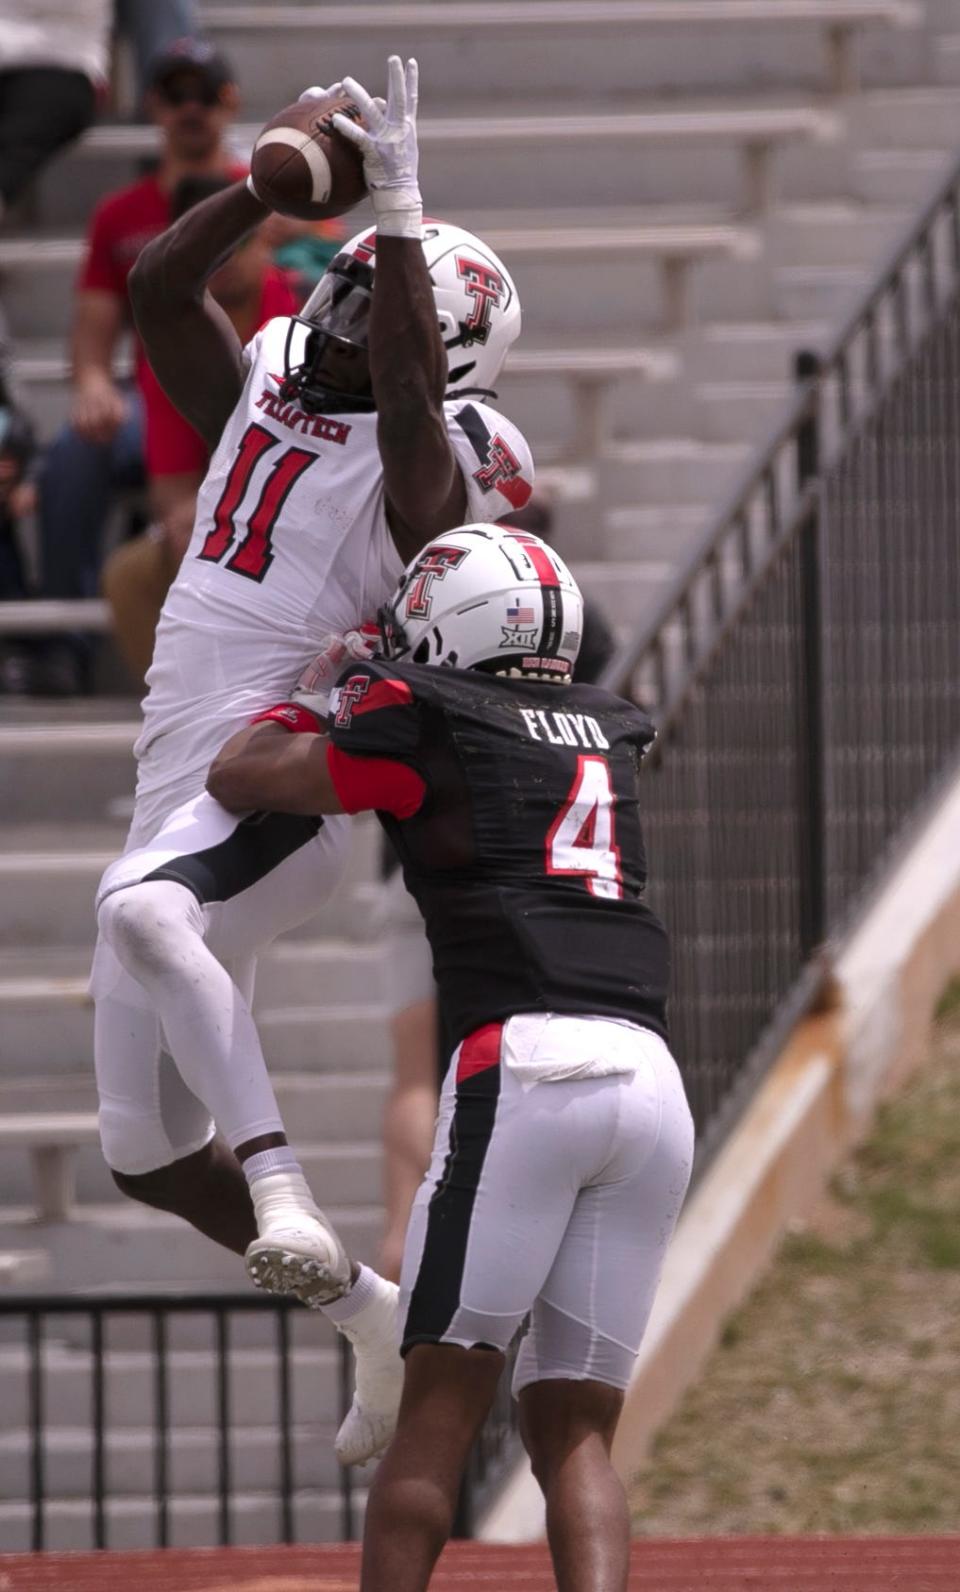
left=246, top=1217, right=351, bottom=1306
left=334, top=1275, right=404, bottom=1466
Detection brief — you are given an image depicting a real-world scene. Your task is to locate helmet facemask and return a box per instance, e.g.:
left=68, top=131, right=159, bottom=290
left=281, top=255, right=376, bottom=414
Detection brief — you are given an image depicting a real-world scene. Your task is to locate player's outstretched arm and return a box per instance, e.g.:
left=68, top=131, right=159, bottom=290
left=208, top=723, right=344, bottom=817
left=128, top=181, right=270, bottom=451
left=333, top=58, right=466, bottom=561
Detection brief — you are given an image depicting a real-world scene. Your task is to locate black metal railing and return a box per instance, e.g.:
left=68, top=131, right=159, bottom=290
left=603, top=153, right=960, bottom=1154
left=0, top=1289, right=519, bottom=1554
left=0, top=1291, right=355, bottom=1553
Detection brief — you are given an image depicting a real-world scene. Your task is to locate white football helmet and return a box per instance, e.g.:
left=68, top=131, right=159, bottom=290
left=284, top=220, right=521, bottom=411
left=380, top=523, right=583, bottom=679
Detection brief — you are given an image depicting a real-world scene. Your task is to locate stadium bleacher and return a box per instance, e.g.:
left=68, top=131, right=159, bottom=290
left=2, top=0, right=959, bottom=1552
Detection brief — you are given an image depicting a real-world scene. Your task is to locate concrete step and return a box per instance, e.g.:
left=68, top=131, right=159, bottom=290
left=0, top=1417, right=349, bottom=1499
left=594, top=438, right=752, bottom=507
left=852, top=145, right=953, bottom=203
left=0, top=1129, right=383, bottom=1210
left=935, top=31, right=960, bottom=85
left=843, top=84, right=960, bottom=146
left=683, top=318, right=831, bottom=382
left=0, top=1198, right=384, bottom=1286
left=696, top=380, right=793, bottom=442
left=601, top=502, right=712, bottom=562
left=0, top=1067, right=390, bottom=1128
left=0, top=1487, right=363, bottom=1552
left=764, top=201, right=908, bottom=267
left=569, top=560, right=679, bottom=630
left=2, top=215, right=759, bottom=342
left=775, top=263, right=868, bottom=323
left=0, top=935, right=390, bottom=1009
left=0, top=1334, right=340, bottom=1430
left=0, top=819, right=384, bottom=947
left=195, top=3, right=929, bottom=112
left=29, top=104, right=843, bottom=227
left=0, top=719, right=137, bottom=823
left=0, top=972, right=392, bottom=1074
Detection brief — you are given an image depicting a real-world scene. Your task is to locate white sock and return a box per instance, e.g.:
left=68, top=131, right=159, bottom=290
left=241, top=1145, right=302, bottom=1189
left=322, top=1263, right=382, bottom=1324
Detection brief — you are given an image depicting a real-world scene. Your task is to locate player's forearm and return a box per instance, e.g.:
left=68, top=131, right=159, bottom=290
left=130, top=182, right=268, bottom=314
left=372, top=238, right=465, bottom=551
left=207, top=723, right=344, bottom=816
left=129, top=183, right=266, bottom=449
left=369, top=236, right=446, bottom=414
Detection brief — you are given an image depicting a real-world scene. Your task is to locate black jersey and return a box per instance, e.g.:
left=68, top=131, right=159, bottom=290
left=328, top=659, right=669, bottom=1049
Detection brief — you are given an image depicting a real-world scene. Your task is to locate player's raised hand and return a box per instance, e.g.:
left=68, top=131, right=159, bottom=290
left=331, top=56, right=422, bottom=237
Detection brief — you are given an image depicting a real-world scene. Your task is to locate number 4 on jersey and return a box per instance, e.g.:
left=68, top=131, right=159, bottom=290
left=546, top=755, right=622, bottom=899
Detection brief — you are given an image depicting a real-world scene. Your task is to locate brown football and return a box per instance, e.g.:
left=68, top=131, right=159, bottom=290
left=250, top=91, right=367, bottom=221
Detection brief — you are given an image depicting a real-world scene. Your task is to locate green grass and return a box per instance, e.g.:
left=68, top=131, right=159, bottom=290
left=630, top=994, right=960, bottom=1537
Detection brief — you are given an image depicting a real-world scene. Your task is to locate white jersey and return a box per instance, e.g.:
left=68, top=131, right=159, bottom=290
left=132, top=316, right=535, bottom=837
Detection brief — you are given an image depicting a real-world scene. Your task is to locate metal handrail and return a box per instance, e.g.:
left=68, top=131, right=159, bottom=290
left=602, top=149, right=960, bottom=710
left=0, top=1290, right=351, bottom=1553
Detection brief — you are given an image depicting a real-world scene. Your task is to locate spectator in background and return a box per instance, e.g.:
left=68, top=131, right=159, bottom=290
left=378, top=491, right=616, bottom=1279
left=0, top=1, right=110, bottom=222
left=114, top=0, right=202, bottom=107
left=35, top=37, right=243, bottom=693
left=102, top=174, right=297, bottom=686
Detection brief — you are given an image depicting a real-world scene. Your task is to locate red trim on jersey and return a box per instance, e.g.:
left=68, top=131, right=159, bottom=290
left=250, top=702, right=323, bottom=734
left=350, top=678, right=415, bottom=716
left=325, top=743, right=426, bottom=819
left=456, top=1022, right=504, bottom=1083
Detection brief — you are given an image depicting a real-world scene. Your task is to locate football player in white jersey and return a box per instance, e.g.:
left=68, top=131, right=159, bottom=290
left=90, top=57, right=534, bottom=1464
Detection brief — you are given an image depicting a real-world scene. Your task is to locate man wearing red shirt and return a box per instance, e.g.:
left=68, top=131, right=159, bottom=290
left=104, top=175, right=298, bottom=683
left=36, top=37, right=244, bottom=691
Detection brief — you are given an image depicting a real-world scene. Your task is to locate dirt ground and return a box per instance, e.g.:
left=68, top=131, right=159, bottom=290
left=631, top=983, right=960, bottom=1536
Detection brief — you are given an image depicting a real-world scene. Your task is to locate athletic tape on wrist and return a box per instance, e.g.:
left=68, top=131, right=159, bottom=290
left=250, top=702, right=323, bottom=734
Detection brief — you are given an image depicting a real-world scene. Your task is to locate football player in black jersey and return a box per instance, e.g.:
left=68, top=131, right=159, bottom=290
left=209, top=524, right=694, bottom=1592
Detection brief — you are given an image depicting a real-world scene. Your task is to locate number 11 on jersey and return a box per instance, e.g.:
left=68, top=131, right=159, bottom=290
left=546, top=755, right=623, bottom=899
left=199, top=423, right=315, bottom=582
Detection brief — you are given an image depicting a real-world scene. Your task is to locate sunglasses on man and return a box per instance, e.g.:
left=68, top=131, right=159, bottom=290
left=157, top=77, right=222, bottom=108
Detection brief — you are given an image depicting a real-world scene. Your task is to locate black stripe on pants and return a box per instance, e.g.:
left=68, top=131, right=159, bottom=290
left=403, top=1062, right=501, bottom=1351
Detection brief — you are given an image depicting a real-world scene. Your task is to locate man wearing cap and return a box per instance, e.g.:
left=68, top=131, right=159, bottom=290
left=35, top=38, right=245, bottom=692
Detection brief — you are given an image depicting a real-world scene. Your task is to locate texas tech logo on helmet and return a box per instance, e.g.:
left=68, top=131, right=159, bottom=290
left=456, top=256, right=505, bottom=345
left=404, top=544, right=470, bottom=621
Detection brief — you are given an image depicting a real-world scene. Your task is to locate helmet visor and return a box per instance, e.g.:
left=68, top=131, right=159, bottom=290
left=302, top=256, right=374, bottom=350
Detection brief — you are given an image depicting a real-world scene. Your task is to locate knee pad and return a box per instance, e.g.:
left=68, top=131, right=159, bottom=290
left=97, top=880, right=204, bottom=979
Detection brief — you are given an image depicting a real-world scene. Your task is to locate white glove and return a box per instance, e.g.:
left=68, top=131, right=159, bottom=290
left=332, top=56, right=422, bottom=239
left=290, top=628, right=377, bottom=720
left=297, top=83, right=344, bottom=103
